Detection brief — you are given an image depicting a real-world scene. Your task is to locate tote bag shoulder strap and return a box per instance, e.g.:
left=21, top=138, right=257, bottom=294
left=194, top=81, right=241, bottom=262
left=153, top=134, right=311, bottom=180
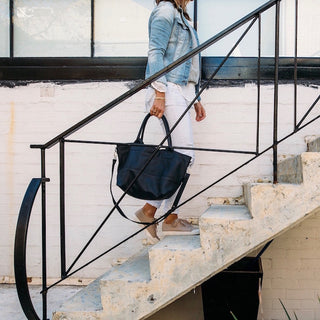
left=109, top=157, right=190, bottom=225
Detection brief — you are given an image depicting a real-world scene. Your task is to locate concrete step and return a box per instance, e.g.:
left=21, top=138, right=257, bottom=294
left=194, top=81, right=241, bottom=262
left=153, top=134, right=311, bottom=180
left=54, top=248, right=152, bottom=320
left=98, top=236, right=207, bottom=320
left=207, top=196, right=245, bottom=206
left=243, top=152, right=320, bottom=242
left=200, top=205, right=253, bottom=265
left=99, top=248, right=152, bottom=319
left=277, top=152, right=320, bottom=185
left=278, top=155, right=303, bottom=184
left=52, top=276, right=103, bottom=319
left=149, top=235, right=203, bottom=282
left=101, top=247, right=151, bottom=284
left=201, top=204, right=252, bottom=220
left=307, top=135, right=320, bottom=152
left=148, top=235, right=206, bottom=299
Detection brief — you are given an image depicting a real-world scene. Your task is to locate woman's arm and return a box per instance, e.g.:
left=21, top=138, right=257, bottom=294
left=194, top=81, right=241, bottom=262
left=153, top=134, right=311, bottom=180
left=148, top=5, right=175, bottom=86
left=148, top=5, right=175, bottom=118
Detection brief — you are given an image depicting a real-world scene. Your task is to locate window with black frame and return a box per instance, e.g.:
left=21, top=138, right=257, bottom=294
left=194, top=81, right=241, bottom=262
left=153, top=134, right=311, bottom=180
left=12, top=0, right=91, bottom=57
left=0, top=0, right=319, bottom=81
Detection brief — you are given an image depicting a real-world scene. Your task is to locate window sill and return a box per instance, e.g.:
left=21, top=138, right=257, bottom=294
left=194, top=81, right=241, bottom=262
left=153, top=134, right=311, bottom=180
left=0, top=57, right=319, bottom=81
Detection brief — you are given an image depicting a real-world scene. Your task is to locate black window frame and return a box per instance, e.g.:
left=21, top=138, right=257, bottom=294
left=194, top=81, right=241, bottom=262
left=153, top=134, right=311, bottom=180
left=0, top=0, right=319, bottom=82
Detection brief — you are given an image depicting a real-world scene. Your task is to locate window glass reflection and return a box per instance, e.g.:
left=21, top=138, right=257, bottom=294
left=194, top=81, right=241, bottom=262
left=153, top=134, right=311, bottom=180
left=95, top=0, right=152, bottom=57
left=282, top=0, right=320, bottom=57
left=14, top=0, right=91, bottom=57
left=5, top=0, right=319, bottom=59
left=0, top=0, right=10, bottom=57
left=197, top=0, right=275, bottom=57
left=94, top=0, right=193, bottom=57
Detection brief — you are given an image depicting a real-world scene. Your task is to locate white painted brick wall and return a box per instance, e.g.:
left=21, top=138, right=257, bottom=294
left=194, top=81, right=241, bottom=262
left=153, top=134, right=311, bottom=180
left=1, top=81, right=319, bottom=286
left=259, top=211, right=320, bottom=320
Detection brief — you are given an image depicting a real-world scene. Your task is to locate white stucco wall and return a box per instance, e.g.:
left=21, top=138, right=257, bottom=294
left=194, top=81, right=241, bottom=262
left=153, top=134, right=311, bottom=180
left=1, top=80, right=319, bottom=283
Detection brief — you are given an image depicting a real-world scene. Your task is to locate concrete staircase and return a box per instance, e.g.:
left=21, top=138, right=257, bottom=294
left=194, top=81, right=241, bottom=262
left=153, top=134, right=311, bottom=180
left=53, top=137, right=320, bottom=320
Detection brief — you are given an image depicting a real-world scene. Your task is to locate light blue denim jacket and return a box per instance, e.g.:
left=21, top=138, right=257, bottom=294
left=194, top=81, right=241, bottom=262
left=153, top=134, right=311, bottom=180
left=145, top=1, right=201, bottom=99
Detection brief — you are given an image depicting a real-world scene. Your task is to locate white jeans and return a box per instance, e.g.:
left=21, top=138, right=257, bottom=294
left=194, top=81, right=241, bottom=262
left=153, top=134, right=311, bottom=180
left=145, top=82, right=195, bottom=214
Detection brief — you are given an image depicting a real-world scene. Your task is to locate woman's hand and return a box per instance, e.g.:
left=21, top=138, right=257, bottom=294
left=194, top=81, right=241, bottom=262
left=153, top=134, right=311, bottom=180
left=150, top=91, right=165, bottom=118
left=194, top=101, right=206, bottom=122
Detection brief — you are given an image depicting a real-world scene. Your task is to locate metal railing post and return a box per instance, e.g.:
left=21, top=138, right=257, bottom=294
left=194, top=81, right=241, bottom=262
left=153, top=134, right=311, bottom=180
left=41, top=149, right=48, bottom=320
left=256, top=13, right=261, bottom=155
left=273, top=0, right=280, bottom=184
left=91, top=0, right=95, bottom=58
left=294, top=0, right=298, bottom=130
left=9, top=0, right=14, bottom=58
left=193, top=0, right=198, bottom=31
left=59, top=139, right=66, bottom=277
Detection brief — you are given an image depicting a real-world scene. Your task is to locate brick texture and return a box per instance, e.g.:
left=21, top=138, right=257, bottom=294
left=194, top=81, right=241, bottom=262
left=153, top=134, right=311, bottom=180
left=259, top=212, right=320, bottom=320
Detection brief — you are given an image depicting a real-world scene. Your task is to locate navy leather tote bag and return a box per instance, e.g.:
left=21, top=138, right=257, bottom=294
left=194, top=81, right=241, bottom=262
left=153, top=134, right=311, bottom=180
left=115, top=114, right=191, bottom=200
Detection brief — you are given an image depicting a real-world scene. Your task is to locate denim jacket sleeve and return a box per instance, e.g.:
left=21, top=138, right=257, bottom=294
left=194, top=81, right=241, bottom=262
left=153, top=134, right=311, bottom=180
left=147, top=4, right=175, bottom=86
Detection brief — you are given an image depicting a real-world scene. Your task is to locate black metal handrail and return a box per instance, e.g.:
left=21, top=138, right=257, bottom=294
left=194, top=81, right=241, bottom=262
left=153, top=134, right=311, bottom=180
left=14, top=1, right=320, bottom=319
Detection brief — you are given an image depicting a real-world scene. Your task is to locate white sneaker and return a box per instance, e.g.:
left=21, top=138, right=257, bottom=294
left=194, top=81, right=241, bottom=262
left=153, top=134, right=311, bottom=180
left=162, top=218, right=199, bottom=236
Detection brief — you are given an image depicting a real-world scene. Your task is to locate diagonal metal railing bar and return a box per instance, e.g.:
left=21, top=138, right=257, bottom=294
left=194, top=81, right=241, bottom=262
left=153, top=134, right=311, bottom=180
left=64, top=203, right=118, bottom=275
left=43, top=108, right=320, bottom=294
left=296, top=94, right=320, bottom=129
left=296, top=114, right=320, bottom=132
left=175, top=111, right=320, bottom=212
left=43, top=218, right=163, bottom=292
left=294, top=0, right=299, bottom=129
left=65, top=16, right=258, bottom=276
left=30, top=0, right=278, bottom=151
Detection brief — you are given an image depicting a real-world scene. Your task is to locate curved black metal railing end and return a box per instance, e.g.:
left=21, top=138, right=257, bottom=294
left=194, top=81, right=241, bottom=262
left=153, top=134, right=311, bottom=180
left=14, top=178, right=48, bottom=320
